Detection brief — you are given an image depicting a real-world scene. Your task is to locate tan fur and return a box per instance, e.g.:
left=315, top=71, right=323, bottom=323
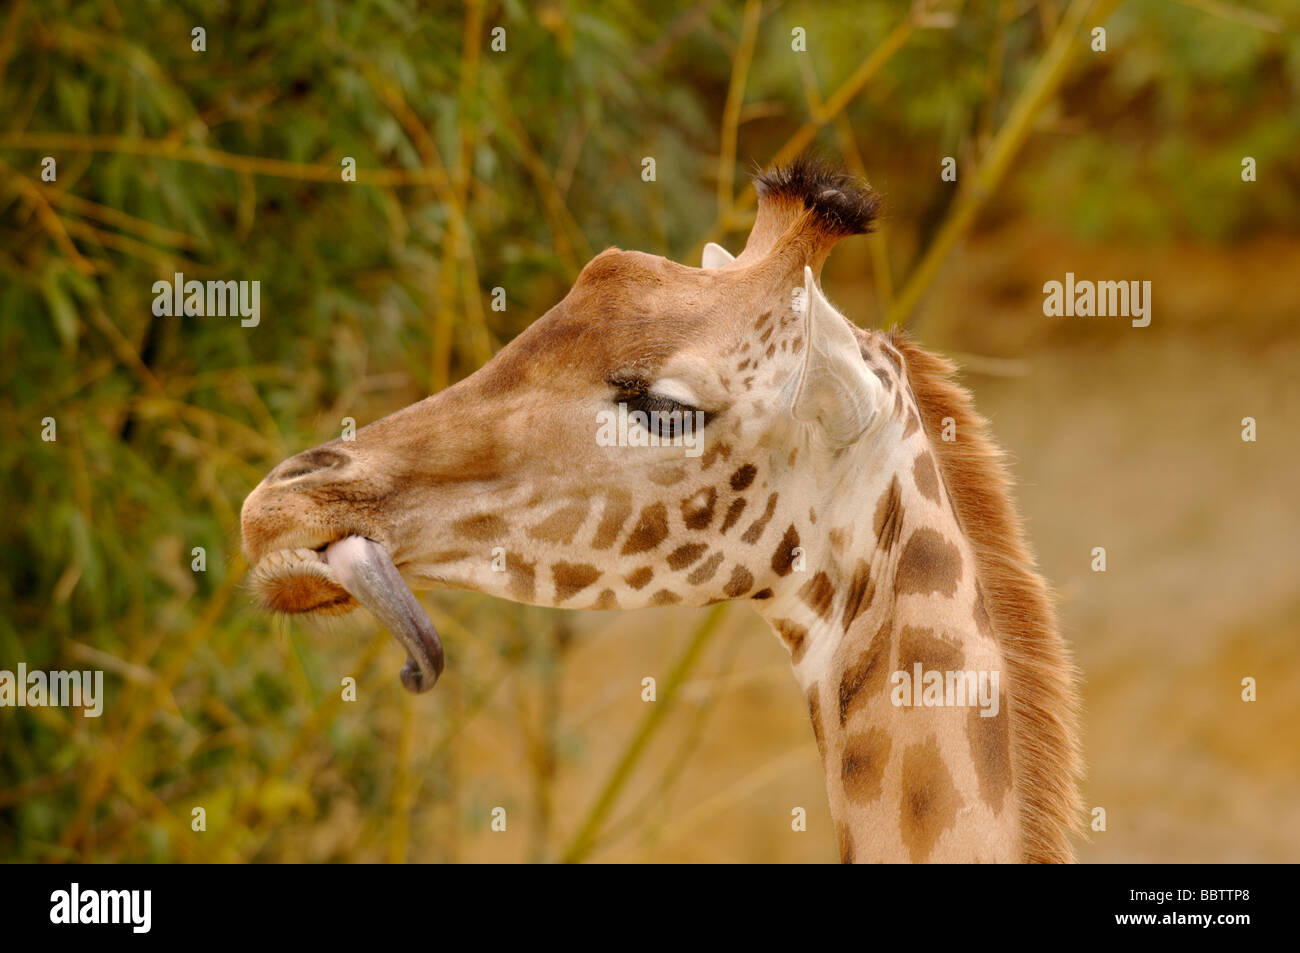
left=890, top=333, right=1084, bottom=863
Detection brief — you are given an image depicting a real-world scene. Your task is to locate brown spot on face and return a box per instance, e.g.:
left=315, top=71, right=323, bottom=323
left=649, top=464, right=688, bottom=487
left=759, top=323, right=775, bottom=344
left=742, top=375, right=755, bottom=389
left=973, top=579, right=996, bottom=641
left=740, top=492, right=778, bottom=543
left=751, top=588, right=772, bottom=600
left=895, top=529, right=963, bottom=598
left=506, top=553, right=536, bottom=602
left=592, top=588, right=619, bottom=610
left=828, top=526, right=850, bottom=556
left=776, top=620, right=808, bottom=663
left=754, top=309, right=772, bottom=330
left=453, top=513, right=507, bottom=542
left=765, top=342, right=776, bottom=359
left=771, top=524, right=800, bottom=576
left=839, top=615, right=892, bottom=725
left=912, top=451, right=940, bottom=503
left=872, top=476, right=905, bottom=552
left=788, top=446, right=799, bottom=466
left=798, top=571, right=835, bottom=621
left=666, top=542, right=708, bottom=570
left=553, top=562, right=601, bottom=603
left=620, top=502, right=669, bottom=555
left=650, top=588, right=681, bottom=606
left=723, top=564, right=754, bottom=598
left=686, top=551, right=725, bottom=585
left=730, top=463, right=757, bottom=491
left=680, top=486, right=717, bottom=530
left=527, top=498, right=591, bottom=544
left=897, top=625, right=965, bottom=672
left=841, top=558, right=876, bottom=632
left=592, top=490, right=633, bottom=550
left=807, top=686, right=826, bottom=760
left=624, top=566, right=654, bottom=590
left=967, top=694, right=1012, bottom=813
left=736, top=357, right=752, bottom=371
left=719, top=498, right=747, bottom=534
left=899, top=736, right=962, bottom=862
left=842, top=726, right=892, bottom=804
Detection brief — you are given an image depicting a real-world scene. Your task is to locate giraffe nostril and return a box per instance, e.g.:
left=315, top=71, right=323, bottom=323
left=272, top=448, right=349, bottom=483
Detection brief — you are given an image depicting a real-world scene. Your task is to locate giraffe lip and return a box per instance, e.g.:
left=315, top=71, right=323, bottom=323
left=250, top=546, right=357, bottom=614
left=323, top=536, right=444, bottom=693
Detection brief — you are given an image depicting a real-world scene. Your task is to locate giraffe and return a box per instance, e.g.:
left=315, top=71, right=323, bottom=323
left=240, top=157, right=1083, bottom=863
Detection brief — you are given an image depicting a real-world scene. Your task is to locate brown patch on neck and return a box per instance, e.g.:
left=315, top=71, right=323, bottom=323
left=841, top=726, right=892, bottom=805
left=967, top=698, right=1013, bottom=814
left=872, top=476, right=905, bottom=552
left=807, top=686, right=826, bottom=761
left=840, top=558, right=875, bottom=632
left=897, top=625, right=964, bottom=672
left=912, top=450, right=940, bottom=503
left=797, top=571, right=835, bottom=621
left=894, top=528, right=963, bottom=598
left=838, top=614, right=892, bottom=726
left=771, top=524, right=801, bottom=576
left=775, top=620, right=809, bottom=663
left=740, top=492, right=779, bottom=543
left=899, top=735, right=962, bottom=862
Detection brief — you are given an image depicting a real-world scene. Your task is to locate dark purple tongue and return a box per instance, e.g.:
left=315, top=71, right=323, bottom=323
left=324, top=536, right=443, bottom=693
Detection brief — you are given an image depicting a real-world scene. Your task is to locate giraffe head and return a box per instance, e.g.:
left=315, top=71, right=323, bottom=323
left=240, top=158, right=884, bottom=690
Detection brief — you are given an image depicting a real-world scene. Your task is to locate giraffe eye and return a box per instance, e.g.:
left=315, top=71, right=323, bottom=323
left=607, top=377, right=711, bottom=438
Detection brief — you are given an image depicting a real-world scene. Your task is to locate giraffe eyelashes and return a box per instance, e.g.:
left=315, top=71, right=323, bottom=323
left=606, top=377, right=714, bottom=439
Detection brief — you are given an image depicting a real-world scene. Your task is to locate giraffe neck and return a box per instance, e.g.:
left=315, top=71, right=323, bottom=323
left=753, top=400, right=1020, bottom=862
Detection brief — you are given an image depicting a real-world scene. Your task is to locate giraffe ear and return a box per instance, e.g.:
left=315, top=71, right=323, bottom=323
left=791, top=267, right=882, bottom=447
left=701, top=242, right=736, bottom=269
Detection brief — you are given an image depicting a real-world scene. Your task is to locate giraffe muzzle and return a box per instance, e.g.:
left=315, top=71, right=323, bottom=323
left=323, top=535, right=444, bottom=693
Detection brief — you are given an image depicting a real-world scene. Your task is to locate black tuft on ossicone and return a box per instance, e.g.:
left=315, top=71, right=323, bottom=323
left=753, top=154, right=881, bottom=236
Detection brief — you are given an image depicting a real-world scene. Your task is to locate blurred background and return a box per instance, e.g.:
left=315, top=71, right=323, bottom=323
left=2, top=0, right=1297, bottom=863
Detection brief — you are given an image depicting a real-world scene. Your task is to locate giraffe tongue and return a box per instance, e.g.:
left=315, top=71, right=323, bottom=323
left=323, top=536, right=444, bottom=693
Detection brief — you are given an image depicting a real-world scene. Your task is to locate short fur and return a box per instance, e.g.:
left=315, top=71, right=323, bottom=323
left=890, top=333, right=1085, bottom=863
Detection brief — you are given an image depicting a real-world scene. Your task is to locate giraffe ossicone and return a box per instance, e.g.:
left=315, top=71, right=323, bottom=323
left=241, top=155, right=1082, bottom=863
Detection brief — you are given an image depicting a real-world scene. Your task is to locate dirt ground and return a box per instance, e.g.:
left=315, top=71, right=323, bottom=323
left=445, top=226, right=1300, bottom=863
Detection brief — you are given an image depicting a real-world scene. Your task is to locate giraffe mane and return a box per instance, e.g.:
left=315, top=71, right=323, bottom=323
left=889, top=332, right=1085, bottom=863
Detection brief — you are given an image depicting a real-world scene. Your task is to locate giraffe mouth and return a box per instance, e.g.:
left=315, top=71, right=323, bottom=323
left=251, top=537, right=444, bottom=693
